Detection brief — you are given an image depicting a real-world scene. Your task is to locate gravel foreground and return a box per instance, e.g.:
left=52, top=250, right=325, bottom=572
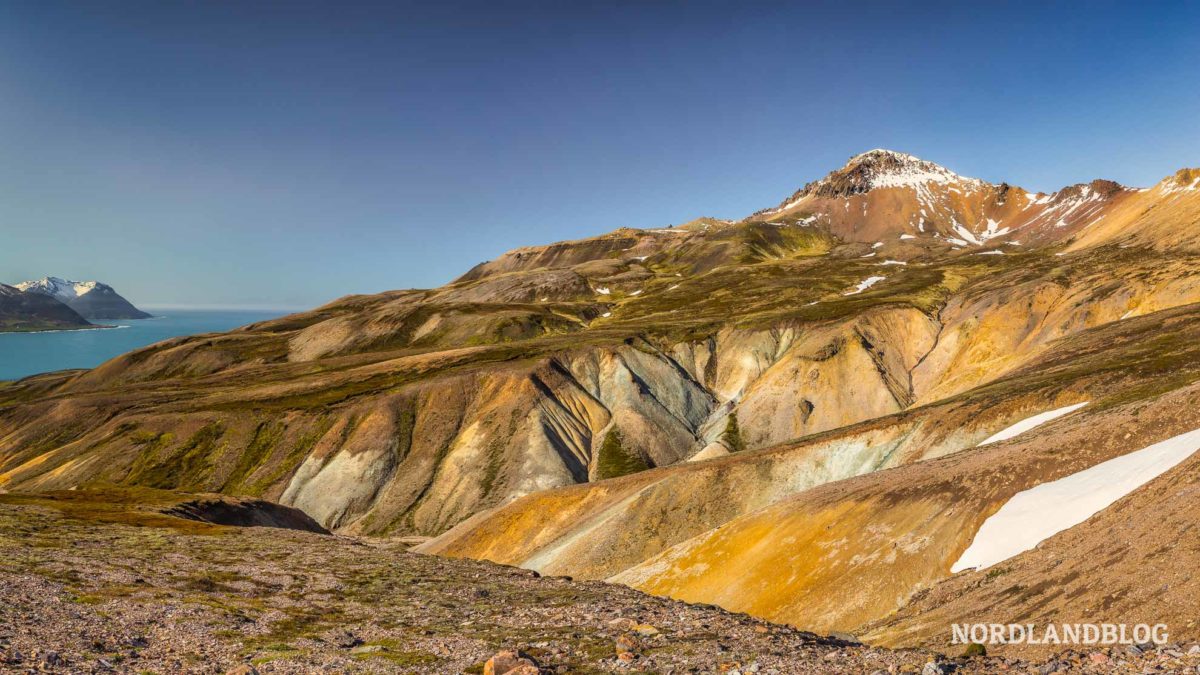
left=1, top=495, right=1198, bottom=674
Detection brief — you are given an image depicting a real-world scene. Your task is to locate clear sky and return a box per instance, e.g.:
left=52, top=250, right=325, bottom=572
left=1, top=1, right=1197, bottom=308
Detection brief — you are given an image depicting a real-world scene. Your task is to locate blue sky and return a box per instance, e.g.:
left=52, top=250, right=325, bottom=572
left=1, top=1, right=1197, bottom=308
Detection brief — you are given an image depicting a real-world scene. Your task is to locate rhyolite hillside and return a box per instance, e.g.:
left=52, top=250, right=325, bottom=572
left=4, top=150, right=1200, bottom=656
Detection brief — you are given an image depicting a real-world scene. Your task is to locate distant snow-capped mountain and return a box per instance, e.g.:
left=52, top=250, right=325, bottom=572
left=16, top=277, right=151, bottom=320
left=0, top=283, right=93, bottom=332
left=17, top=277, right=100, bottom=302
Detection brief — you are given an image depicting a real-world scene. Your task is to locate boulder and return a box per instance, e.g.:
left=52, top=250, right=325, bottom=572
left=483, top=649, right=541, bottom=675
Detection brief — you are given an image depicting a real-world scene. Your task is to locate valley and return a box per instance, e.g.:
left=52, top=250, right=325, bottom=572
left=4, top=150, right=1200, bottom=671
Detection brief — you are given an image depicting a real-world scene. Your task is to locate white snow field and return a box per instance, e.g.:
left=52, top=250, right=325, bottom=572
left=977, top=402, right=1089, bottom=446
left=951, top=426, right=1200, bottom=572
left=16, top=276, right=100, bottom=301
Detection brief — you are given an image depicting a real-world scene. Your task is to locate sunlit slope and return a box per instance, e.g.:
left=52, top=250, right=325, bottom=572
left=757, top=150, right=1137, bottom=247
left=866, top=410, right=1200, bottom=657
left=612, top=306, right=1200, bottom=636
left=419, top=385, right=1075, bottom=578
left=1066, top=168, right=1200, bottom=252
left=2, top=151, right=1198, bottom=544
left=425, top=302, right=1200, bottom=646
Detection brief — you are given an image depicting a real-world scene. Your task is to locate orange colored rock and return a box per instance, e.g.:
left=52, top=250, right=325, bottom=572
left=483, top=649, right=540, bottom=675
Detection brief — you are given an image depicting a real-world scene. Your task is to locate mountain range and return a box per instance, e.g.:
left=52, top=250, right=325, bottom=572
left=4, top=149, right=1200, bottom=662
left=15, top=276, right=151, bottom=321
left=0, top=283, right=94, bottom=332
left=0, top=277, right=149, bottom=332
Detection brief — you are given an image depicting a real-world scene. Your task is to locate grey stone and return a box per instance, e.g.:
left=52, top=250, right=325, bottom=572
left=350, top=645, right=386, bottom=655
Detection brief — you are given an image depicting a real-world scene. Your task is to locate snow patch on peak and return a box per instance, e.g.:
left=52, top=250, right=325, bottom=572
left=16, top=276, right=103, bottom=302
left=772, top=150, right=986, bottom=211
left=851, top=148, right=914, bottom=161
left=841, top=149, right=984, bottom=190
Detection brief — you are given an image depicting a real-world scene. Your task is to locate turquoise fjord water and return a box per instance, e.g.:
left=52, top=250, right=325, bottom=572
left=0, top=309, right=289, bottom=382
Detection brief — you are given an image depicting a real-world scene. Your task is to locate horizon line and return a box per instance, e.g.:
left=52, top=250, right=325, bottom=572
left=138, top=303, right=311, bottom=312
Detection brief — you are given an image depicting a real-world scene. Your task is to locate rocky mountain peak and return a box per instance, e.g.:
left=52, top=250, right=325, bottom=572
left=798, top=149, right=984, bottom=200
left=1050, top=178, right=1128, bottom=203
left=16, top=276, right=101, bottom=301
left=14, top=276, right=150, bottom=321
left=1167, top=167, right=1200, bottom=190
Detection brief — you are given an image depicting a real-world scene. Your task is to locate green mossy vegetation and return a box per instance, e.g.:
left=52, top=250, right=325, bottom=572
left=124, top=423, right=224, bottom=490
left=592, top=428, right=649, bottom=480
left=738, top=222, right=837, bottom=263
left=241, top=604, right=347, bottom=652
left=244, top=416, right=335, bottom=494
left=221, top=421, right=284, bottom=493
left=721, top=412, right=746, bottom=452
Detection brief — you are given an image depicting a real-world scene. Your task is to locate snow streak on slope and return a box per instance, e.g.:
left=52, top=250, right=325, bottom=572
left=952, top=426, right=1200, bottom=572
left=977, top=402, right=1089, bottom=446
left=844, top=276, right=885, bottom=295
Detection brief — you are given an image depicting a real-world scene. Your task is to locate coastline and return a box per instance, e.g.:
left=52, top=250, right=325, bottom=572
left=0, top=324, right=126, bottom=335
left=0, top=308, right=287, bottom=382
